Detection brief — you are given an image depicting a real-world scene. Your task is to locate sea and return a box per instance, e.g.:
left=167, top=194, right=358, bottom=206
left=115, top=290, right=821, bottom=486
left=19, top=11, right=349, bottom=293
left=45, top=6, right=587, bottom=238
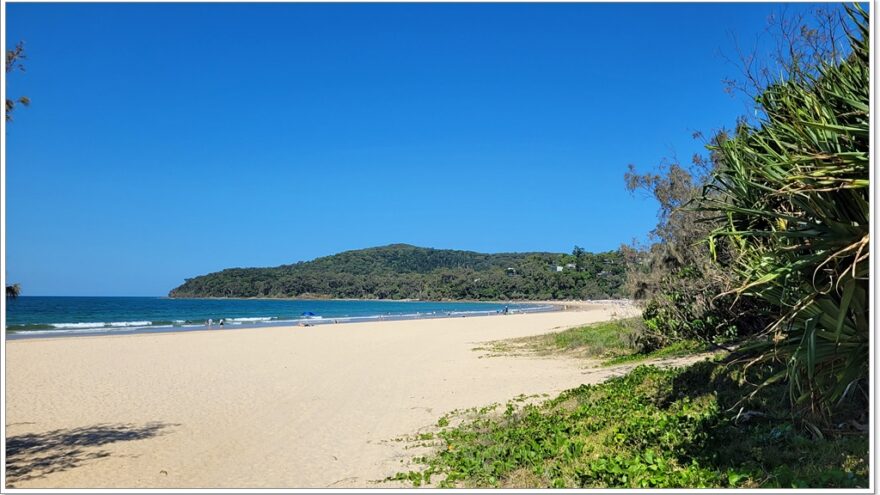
left=5, top=296, right=551, bottom=339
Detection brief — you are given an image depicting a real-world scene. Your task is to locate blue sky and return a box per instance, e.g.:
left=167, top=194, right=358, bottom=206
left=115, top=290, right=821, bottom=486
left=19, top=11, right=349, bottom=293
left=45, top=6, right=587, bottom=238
left=5, top=3, right=814, bottom=296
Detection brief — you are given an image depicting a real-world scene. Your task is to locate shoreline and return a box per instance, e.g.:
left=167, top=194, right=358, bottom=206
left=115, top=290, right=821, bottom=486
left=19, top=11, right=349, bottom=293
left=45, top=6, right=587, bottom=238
left=7, top=299, right=632, bottom=341
left=6, top=303, right=638, bottom=488
left=6, top=302, right=562, bottom=341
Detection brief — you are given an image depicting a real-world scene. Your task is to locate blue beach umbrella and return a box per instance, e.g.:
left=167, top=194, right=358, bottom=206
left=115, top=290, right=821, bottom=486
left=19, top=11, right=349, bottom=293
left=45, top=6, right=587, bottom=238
left=302, top=311, right=316, bottom=317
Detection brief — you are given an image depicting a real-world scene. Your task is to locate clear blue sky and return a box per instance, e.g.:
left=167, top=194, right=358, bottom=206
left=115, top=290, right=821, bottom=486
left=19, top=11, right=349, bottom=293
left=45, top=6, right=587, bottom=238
left=5, top=3, right=809, bottom=296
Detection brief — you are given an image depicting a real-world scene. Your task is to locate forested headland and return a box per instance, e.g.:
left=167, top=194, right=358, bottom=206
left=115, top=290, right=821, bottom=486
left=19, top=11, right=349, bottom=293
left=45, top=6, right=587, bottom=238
left=168, top=244, right=627, bottom=300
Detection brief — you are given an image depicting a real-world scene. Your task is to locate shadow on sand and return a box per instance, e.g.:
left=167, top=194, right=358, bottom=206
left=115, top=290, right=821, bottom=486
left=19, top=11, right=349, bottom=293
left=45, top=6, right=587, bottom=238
left=6, top=422, right=176, bottom=485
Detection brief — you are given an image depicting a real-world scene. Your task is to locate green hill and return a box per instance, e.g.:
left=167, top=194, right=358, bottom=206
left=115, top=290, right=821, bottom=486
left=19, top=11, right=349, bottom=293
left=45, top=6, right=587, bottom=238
left=168, top=244, right=627, bottom=300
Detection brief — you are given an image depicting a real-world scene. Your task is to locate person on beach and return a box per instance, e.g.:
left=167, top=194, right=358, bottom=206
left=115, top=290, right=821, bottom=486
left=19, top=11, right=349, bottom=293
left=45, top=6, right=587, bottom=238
left=208, top=318, right=213, bottom=327
left=219, top=318, right=224, bottom=327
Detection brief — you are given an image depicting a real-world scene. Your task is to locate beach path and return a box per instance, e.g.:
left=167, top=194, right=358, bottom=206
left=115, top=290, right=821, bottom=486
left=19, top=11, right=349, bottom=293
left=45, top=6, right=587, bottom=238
left=6, top=304, right=641, bottom=488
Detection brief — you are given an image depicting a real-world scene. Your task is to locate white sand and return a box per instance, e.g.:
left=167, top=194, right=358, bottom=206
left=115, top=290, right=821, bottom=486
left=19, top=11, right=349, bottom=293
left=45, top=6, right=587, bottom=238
left=6, top=303, right=652, bottom=488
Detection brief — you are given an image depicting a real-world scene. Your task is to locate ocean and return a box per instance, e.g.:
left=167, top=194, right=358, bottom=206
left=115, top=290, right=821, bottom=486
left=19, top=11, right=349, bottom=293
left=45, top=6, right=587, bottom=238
left=4, top=296, right=550, bottom=339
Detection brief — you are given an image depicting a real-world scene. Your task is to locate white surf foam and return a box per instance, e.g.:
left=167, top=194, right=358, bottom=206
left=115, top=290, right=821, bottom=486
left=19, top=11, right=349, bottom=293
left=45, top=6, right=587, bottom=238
left=50, top=320, right=154, bottom=329
left=108, top=321, right=152, bottom=327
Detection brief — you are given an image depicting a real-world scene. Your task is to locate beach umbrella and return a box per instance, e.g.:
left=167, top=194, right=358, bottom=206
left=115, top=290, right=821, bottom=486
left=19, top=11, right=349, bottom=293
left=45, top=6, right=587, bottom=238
left=302, top=311, right=316, bottom=317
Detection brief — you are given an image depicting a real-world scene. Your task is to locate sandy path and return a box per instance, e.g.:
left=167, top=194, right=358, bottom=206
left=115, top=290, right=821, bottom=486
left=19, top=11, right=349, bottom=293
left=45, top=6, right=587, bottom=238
left=6, top=304, right=649, bottom=488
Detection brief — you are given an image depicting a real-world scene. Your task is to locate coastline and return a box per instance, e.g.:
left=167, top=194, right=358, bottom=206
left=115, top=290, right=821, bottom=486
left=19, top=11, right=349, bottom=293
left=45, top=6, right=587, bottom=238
left=5, top=300, right=565, bottom=341
left=6, top=303, right=638, bottom=488
left=6, top=298, right=635, bottom=341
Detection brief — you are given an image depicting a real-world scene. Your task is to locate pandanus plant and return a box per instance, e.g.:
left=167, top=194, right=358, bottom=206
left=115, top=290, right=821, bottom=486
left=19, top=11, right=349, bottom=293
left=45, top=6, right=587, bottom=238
left=701, top=4, right=869, bottom=422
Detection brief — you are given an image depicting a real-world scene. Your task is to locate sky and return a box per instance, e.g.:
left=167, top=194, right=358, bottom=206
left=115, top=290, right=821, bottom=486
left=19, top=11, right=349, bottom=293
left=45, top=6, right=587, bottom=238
left=4, top=2, right=821, bottom=296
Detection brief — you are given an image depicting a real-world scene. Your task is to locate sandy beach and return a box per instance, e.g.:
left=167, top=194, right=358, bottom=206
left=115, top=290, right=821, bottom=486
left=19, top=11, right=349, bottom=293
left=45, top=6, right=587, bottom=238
left=6, top=303, right=641, bottom=488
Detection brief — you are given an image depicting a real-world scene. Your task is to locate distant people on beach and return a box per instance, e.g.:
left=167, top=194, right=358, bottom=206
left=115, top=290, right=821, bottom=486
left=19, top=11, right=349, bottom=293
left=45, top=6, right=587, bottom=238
left=219, top=318, right=224, bottom=327
left=207, top=318, right=213, bottom=328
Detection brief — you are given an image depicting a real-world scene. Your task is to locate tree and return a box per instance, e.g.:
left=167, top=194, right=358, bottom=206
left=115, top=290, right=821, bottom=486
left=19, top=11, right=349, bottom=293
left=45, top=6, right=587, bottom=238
left=6, top=283, right=21, bottom=300
left=6, top=42, right=29, bottom=299
left=721, top=4, right=854, bottom=121
left=6, top=41, right=30, bottom=122
left=622, top=159, right=759, bottom=349
left=624, top=3, right=867, bottom=417
left=572, top=246, right=586, bottom=272
left=622, top=3, right=858, bottom=353
left=703, top=4, right=869, bottom=419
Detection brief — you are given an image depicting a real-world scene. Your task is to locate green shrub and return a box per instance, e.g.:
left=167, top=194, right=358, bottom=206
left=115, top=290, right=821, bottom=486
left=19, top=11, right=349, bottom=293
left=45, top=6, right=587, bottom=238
left=393, top=360, right=867, bottom=488
left=702, top=4, right=869, bottom=417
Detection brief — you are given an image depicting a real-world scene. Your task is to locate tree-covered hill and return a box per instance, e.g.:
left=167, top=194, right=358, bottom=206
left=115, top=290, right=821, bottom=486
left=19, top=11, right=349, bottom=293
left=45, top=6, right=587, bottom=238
left=168, top=244, right=627, bottom=300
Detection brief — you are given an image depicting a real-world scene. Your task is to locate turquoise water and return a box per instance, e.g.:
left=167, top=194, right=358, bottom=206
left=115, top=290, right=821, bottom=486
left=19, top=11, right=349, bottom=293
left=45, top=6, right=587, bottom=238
left=5, top=297, right=548, bottom=338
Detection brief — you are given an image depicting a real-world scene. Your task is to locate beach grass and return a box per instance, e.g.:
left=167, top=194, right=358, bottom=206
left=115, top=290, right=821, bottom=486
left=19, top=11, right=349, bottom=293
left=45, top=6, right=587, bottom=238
left=601, top=339, right=709, bottom=366
left=474, top=318, right=640, bottom=360
left=475, top=318, right=709, bottom=365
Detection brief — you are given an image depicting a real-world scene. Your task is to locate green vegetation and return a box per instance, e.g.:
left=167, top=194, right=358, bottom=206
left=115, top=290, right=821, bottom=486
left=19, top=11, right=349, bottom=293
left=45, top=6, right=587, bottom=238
left=601, top=340, right=709, bottom=366
left=169, top=244, right=628, bottom=300
left=622, top=159, right=757, bottom=351
left=476, top=319, right=638, bottom=359
left=386, top=6, right=869, bottom=490
left=534, top=320, right=635, bottom=359
left=6, top=283, right=21, bottom=300
left=6, top=41, right=31, bottom=122
left=477, top=319, right=709, bottom=366
left=6, top=42, right=28, bottom=295
left=390, top=361, right=867, bottom=488
left=702, top=5, right=869, bottom=418
left=624, top=5, right=868, bottom=419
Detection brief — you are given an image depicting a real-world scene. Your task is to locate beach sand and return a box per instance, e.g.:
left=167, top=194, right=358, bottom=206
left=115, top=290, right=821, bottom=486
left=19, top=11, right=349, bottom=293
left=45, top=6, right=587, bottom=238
left=6, top=303, right=647, bottom=488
